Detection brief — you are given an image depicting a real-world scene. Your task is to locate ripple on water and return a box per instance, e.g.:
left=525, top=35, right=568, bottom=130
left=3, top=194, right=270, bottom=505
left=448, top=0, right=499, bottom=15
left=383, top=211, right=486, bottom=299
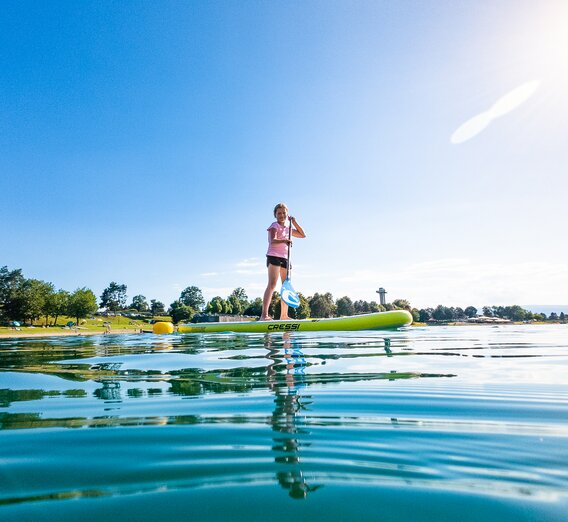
left=0, top=325, right=567, bottom=521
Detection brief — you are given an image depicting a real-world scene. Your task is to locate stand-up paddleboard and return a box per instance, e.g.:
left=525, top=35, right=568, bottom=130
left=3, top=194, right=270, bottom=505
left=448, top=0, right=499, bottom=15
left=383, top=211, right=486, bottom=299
left=178, top=310, right=412, bottom=334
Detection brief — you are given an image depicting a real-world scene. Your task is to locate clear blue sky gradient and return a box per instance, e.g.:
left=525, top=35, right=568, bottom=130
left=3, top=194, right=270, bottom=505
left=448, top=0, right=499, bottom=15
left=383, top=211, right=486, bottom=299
left=2, top=1, right=567, bottom=309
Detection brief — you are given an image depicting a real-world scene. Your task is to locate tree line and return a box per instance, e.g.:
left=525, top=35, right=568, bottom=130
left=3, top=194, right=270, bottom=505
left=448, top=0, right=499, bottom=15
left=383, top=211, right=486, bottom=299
left=415, top=304, right=564, bottom=322
left=0, top=267, right=167, bottom=326
left=1, top=266, right=565, bottom=325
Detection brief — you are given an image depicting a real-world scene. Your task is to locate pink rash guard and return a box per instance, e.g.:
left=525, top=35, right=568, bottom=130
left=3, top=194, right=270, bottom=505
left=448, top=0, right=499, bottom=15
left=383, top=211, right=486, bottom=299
left=266, top=221, right=289, bottom=259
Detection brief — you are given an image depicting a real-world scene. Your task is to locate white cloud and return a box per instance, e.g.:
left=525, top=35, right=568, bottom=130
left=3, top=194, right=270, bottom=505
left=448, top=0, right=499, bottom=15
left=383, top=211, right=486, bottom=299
left=301, top=258, right=568, bottom=308
left=201, top=286, right=236, bottom=297
left=382, top=259, right=568, bottom=308
left=236, top=257, right=263, bottom=268
left=176, top=258, right=568, bottom=309
left=234, top=257, right=265, bottom=275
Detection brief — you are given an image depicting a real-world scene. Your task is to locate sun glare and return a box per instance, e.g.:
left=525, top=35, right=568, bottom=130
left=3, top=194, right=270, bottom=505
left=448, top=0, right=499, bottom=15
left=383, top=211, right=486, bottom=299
left=488, top=81, right=541, bottom=119
left=530, top=2, right=568, bottom=80
left=450, top=80, right=541, bottom=144
left=450, top=111, right=493, bottom=145
left=451, top=3, right=568, bottom=144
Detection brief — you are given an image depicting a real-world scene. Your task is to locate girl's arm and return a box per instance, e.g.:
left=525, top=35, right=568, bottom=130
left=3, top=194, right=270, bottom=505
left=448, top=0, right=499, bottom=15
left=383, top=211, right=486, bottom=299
left=290, top=217, right=306, bottom=238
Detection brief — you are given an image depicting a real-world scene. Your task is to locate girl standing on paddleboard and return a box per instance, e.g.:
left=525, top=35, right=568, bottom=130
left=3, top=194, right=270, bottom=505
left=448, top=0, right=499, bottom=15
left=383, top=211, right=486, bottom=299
left=260, top=203, right=306, bottom=321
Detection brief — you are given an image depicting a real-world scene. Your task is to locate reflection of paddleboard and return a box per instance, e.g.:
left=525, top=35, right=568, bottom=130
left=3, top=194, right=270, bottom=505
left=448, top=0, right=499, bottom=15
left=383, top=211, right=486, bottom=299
left=179, top=310, right=412, bottom=334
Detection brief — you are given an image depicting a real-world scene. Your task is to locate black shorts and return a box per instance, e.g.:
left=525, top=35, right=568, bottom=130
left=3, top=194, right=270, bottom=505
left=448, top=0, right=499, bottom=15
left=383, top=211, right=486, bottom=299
left=266, top=255, right=289, bottom=269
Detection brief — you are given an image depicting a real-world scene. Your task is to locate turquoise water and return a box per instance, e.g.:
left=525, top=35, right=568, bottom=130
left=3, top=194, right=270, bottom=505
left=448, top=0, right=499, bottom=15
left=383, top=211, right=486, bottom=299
left=1, top=325, right=567, bottom=521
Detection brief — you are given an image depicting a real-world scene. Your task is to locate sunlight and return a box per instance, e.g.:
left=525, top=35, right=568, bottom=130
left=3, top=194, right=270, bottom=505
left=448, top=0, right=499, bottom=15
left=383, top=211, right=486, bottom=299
left=451, top=2, right=568, bottom=145
left=528, top=1, right=568, bottom=80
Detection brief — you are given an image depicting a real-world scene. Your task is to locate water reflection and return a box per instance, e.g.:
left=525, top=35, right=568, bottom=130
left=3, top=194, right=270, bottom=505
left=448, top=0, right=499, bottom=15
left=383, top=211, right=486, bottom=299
left=266, top=333, right=322, bottom=498
left=0, top=332, right=459, bottom=431
left=1, top=326, right=568, bottom=515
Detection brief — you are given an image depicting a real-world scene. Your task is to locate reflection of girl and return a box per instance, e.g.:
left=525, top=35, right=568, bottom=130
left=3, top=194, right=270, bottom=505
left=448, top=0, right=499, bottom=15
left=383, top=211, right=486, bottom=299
left=260, top=203, right=306, bottom=321
left=265, top=333, right=321, bottom=499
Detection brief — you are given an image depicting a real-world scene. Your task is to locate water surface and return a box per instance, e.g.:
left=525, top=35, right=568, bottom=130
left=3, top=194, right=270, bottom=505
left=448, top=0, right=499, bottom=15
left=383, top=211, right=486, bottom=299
left=1, top=325, right=567, bottom=521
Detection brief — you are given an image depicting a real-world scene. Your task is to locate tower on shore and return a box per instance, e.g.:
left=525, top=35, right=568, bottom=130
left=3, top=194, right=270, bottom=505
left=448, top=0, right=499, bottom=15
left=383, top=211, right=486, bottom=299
left=377, top=287, right=387, bottom=306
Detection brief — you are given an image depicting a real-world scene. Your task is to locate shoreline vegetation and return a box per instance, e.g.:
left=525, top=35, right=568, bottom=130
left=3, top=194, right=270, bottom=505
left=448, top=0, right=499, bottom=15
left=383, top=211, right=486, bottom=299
left=0, top=328, right=142, bottom=339
left=0, top=314, right=153, bottom=339
left=1, top=265, right=566, bottom=340
left=1, top=319, right=564, bottom=340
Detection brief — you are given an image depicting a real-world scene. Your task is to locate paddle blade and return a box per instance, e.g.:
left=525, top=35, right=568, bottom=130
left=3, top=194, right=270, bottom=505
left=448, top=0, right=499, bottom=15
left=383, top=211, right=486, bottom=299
left=281, top=278, right=300, bottom=308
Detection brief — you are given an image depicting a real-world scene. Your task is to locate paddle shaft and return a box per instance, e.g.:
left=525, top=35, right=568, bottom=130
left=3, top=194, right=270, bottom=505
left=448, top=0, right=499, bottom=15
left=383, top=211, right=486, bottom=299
left=286, top=218, right=292, bottom=280
left=280, top=216, right=300, bottom=310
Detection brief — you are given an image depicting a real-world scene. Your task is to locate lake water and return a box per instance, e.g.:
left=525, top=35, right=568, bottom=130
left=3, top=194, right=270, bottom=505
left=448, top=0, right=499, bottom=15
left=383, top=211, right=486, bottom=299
left=1, top=325, right=567, bottom=521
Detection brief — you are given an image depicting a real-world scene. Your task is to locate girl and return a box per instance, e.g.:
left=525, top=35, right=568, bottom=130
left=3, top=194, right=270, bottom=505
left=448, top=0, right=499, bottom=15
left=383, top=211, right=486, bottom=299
left=260, top=203, right=306, bottom=321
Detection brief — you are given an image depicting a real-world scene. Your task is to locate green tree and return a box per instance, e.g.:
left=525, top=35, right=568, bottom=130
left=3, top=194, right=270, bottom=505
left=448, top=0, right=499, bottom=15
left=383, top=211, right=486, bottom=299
left=336, top=296, right=355, bottom=316
left=39, top=283, right=59, bottom=325
left=100, top=282, right=127, bottom=311
left=47, top=290, right=70, bottom=326
left=206, top=297, right=222, bottom=314
left=454, top=307, right=465, bottom=320
left=549, top=312, right=559, bottom=321
left=228, top=287, right=248, bottom=315
left=206, top=297, right=232, bottom=314
left=392, top=299, right=411, bottom=311
left=464, top=306, right=477, bottom=318
left=492, top=306, right=505, bottom=318
left=369, top=301, right=385, bottom=312
left=150, top=299, right=166, bottom=315
left=180, top=286, right=205, bottom=311
left=560, top=312, right=565, bottom=322
left=244, top=297, right=263, bottom=317
left=503, top=305, right=529, bottom=321
left=418, top=308, right=433, bottom=322
left=353, top=300, right=370, bottom=314
left=67, top=288, right=98, bottom=325
left=432, top=305, right=452, bottom=321
left=411, top=308, right=420, bottom=322
left=0, top=266, right=25, bottom=321
left=309, top=293, right=336, bottom=318
left=169, top=300, right=195, bottom=323
left=130, top=295, right=149, bottom=312
left=482, top=306, right=493, bottom=317
left=295, top=293, right=311, bottom=319
left=14, top=279, right=54, bottom=324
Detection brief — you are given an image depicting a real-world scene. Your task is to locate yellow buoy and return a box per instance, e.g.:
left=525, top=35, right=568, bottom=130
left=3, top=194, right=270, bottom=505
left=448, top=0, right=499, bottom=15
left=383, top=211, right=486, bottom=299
left=152, top=322, right=174, bottom=334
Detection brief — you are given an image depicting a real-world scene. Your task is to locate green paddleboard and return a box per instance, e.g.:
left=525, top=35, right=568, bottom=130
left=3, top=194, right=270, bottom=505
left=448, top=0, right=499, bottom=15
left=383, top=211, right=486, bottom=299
left=178, top=310, right=412, bottom=333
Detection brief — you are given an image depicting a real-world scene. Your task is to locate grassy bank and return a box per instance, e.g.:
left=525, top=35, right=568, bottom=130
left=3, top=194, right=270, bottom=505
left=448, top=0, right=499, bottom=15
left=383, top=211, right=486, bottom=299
left=0, top=315, right=171, bottom=338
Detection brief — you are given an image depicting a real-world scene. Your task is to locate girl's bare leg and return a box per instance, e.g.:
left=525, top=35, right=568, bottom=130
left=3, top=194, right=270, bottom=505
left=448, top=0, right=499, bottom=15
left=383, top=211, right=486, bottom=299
left=260, top=264, right=281, bottom=320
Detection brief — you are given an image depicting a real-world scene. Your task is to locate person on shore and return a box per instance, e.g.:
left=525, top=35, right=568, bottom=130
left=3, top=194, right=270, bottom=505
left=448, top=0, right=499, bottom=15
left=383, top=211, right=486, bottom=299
left=260, top=203, right=306, bottom=321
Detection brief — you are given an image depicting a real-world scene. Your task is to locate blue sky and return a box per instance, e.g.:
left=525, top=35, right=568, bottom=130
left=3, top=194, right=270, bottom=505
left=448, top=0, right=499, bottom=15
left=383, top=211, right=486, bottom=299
left=2, top=1, right=567, bottom=310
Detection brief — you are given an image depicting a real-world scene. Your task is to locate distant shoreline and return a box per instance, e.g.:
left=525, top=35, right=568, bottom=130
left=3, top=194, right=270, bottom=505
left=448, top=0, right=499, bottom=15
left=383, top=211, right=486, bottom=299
left=1, top=321, right=565, bottom=339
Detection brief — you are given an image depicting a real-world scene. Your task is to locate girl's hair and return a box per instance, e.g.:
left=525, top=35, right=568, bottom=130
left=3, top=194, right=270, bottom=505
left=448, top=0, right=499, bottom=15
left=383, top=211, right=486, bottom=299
left=273, top=203, right=288, bottom=216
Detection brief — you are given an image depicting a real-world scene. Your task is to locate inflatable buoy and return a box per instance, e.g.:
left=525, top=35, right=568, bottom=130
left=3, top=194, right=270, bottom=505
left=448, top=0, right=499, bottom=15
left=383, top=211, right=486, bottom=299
left=152, top=322, right=174, bottom=334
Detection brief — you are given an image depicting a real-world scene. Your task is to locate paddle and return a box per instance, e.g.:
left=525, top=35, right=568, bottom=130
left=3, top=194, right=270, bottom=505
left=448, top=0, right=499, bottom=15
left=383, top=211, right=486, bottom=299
left=280, top=217, right=301, bottom=309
